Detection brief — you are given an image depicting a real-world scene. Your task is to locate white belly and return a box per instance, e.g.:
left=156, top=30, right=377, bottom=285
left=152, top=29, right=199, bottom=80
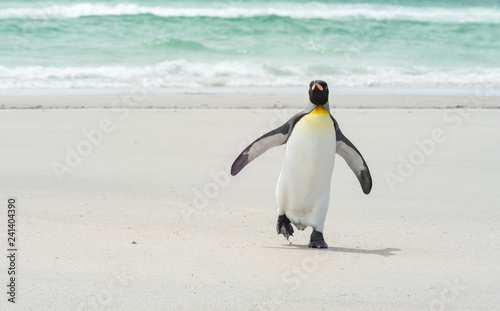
left=276, top=106, right=336, bottom=232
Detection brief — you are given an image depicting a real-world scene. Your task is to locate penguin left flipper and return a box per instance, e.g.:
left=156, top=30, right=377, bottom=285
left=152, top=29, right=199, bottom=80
left=332, top=116, right=373, bottom=194
left=231, top=111, right=308, bottom=176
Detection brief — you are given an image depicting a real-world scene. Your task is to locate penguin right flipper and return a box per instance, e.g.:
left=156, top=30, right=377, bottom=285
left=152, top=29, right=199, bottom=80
left=231, top=112, right=307, bottom=176
left=332, top=117, right=373, bottom=194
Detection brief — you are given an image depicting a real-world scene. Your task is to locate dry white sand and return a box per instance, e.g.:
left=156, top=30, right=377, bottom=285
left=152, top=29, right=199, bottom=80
left=0, top=95, right=499, bottom=310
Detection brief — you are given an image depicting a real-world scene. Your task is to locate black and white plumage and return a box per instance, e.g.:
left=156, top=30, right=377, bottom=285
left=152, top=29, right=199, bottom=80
left=231, top=80, right=372, bottom=248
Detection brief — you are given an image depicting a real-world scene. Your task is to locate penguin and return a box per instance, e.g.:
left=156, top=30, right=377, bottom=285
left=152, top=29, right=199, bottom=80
left=231, top=80, right=372, bottom=248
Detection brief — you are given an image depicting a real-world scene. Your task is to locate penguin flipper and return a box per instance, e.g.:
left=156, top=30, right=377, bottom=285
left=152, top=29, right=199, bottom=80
left=332, top=117, right=372, bottom=194
left=231, top=112, right=307, bottom=176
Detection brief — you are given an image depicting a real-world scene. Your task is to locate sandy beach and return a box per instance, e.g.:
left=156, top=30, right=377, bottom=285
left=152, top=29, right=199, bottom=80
left=0, top=93, right=499, bottom=310
left=3, top=0, right=500, bottom=309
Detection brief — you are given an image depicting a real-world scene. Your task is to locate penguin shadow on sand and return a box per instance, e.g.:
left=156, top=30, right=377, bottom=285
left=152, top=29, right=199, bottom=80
left=263, top=244, right=401, bottom=257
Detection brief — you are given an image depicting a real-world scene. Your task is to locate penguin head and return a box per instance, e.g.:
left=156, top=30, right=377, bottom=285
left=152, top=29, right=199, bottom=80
left=308, top=80, right=329, bottom=106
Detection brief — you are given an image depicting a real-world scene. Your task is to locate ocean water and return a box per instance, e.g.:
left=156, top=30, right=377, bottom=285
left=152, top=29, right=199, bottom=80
left=1, top=0, right=499, bottom=90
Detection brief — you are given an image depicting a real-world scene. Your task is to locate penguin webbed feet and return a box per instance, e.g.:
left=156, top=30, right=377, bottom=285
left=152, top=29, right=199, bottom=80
left=276, top=214, right=294, bottom=240
left=308, top=229, right=328, bottom=249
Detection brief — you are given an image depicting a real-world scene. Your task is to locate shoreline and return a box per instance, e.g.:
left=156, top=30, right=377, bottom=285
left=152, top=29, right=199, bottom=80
left=2, top=86, right=500, bottom=97
left=1, top=92, right=499, bottom=109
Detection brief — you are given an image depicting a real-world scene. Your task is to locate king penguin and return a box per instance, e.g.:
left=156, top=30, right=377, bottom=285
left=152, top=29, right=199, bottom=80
left=231, top=80, right=372, bottom=248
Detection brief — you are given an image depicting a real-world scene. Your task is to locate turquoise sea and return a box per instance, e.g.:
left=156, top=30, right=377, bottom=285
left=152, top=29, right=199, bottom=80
left=1, top=0, right=499, bottom=89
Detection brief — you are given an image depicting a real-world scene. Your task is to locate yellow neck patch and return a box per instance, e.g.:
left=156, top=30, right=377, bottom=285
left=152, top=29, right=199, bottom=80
left=297, top=105, right=333, bottom=132
left=310, top=105, right=329, bottom=116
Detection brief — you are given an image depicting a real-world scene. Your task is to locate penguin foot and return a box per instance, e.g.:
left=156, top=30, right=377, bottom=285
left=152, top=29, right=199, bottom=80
left=308, top=230, right=328, bottom=249
left=276, top=215, right=294, bottom=240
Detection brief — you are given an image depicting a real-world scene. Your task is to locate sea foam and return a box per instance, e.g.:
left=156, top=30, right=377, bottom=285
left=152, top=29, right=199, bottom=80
left=1, top=3, right=499, bottom=23
left=1, top=62, right=499, bottom=89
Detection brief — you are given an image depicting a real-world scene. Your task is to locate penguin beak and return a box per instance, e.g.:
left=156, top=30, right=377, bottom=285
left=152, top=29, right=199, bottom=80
left=311, top=83, right=323, bottom=91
